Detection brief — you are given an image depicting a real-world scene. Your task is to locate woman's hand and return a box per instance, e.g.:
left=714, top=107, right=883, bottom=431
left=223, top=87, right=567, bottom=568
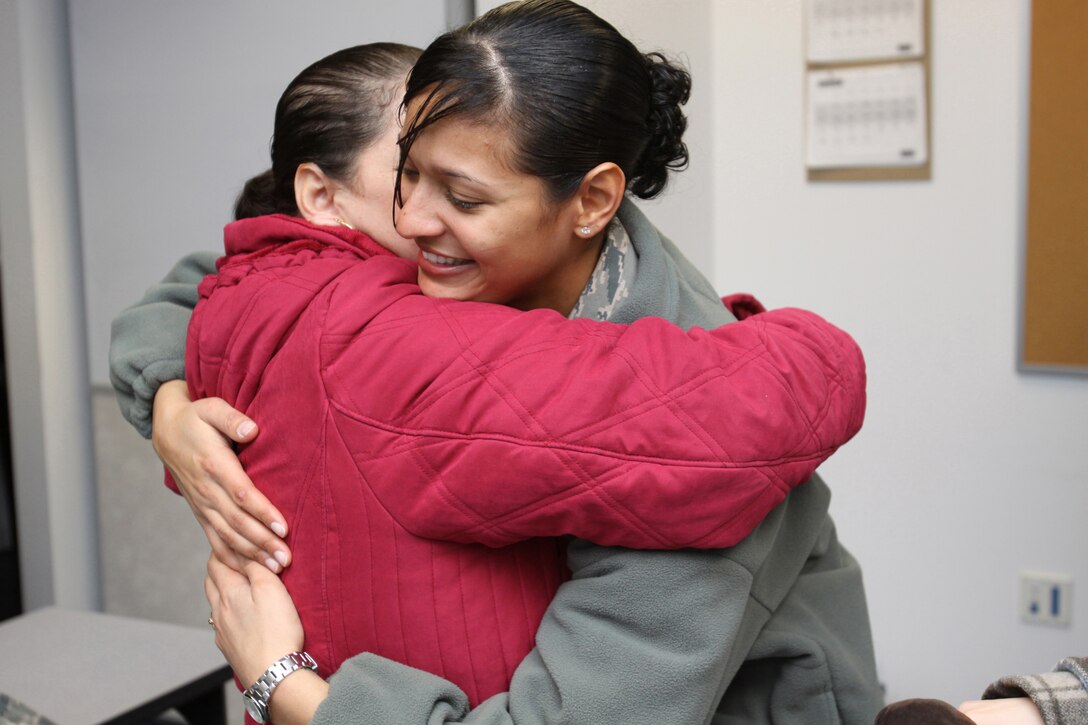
left=206, top=557, right=328, bottom=725
left=958, top=698, right=1045, bottom=725
left=205, top=557, right=303, bottom=684
left=152, top=380, right=290, bottom=572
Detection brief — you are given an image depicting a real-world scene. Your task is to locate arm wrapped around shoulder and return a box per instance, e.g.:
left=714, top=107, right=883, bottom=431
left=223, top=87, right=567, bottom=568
left=109, top=251, right=219, bottom=438
left=323, top=287, right=865, bottom=551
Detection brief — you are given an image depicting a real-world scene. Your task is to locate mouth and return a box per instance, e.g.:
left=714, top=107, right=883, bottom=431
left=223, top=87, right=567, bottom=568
left=419, top=249, right=474, bottom=268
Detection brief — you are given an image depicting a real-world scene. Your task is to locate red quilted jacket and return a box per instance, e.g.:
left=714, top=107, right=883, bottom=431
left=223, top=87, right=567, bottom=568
left=186, top=214, right=865, bottom=705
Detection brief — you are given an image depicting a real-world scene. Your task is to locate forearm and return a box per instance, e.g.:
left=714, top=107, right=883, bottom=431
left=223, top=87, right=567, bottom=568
left=109, top=251, right=216, bottom=437
left=268, top=670, right=329, bottom=725
left=313, top=540, right=748, bottom=725
left=341, top=303, right=866, bottom=551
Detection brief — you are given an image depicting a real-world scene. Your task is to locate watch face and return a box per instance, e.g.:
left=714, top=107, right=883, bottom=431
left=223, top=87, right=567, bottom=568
left=244, top=693, right=268, bottom=723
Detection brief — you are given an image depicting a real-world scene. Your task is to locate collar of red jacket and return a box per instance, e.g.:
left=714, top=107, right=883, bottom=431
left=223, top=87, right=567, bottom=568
left=224, top=213, right=395, bottom=260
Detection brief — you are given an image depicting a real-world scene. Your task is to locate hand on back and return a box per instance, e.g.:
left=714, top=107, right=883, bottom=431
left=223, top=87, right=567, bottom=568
left=152, top=380, right=290, bottom=572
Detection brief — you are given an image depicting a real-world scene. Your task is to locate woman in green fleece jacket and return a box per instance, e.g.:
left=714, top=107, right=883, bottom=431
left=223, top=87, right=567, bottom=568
left=112, top=2, right=883, bottom=722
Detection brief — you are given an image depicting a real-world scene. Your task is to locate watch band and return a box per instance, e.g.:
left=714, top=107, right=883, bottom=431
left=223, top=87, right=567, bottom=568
left=242, top=651, right=318, bottom=723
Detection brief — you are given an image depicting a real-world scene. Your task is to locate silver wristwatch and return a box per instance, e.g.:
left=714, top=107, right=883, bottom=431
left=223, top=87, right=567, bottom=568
left=242, top=651, right=318, bottom=723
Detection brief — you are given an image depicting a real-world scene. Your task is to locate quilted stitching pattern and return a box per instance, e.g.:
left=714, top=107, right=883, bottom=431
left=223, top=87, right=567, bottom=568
left=319, top=274, right=863, bottom=550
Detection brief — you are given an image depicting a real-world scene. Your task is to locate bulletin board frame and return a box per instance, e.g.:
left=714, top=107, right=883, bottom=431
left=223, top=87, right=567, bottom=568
left=804, top=0, right=932, bottom=182
left=1018, top=0, right=1088, bottom=374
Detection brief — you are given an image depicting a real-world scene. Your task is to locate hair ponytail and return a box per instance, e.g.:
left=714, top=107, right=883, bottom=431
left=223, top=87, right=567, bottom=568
left=233, top=168, right=292, bottom=220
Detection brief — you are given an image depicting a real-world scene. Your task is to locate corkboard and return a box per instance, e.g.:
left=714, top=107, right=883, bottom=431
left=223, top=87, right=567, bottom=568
left=1020, top=0, right=1088, bottom=373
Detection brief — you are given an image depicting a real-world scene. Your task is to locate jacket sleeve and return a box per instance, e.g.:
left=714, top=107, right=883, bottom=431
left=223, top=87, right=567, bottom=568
left=312, top=539, right=746, bottom=725
left=324, top=283, right=866, bottom=550
left=982, top=657, right=1088, bottom=724
left=108, top=251, right=216, bottom=438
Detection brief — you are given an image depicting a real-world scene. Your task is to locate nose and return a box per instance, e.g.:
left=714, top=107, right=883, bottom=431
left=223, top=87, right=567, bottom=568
left=394, top=182, right=444, bottom=241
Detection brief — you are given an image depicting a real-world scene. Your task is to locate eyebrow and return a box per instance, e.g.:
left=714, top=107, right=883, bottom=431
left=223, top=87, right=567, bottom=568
left=437, top=166, right=492, bottom=189
left=403, top=147, right=498, bottom=191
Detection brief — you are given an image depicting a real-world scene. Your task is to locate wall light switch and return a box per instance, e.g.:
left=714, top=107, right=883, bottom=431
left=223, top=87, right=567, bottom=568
left=1020, top=571, right=1073, bottom=628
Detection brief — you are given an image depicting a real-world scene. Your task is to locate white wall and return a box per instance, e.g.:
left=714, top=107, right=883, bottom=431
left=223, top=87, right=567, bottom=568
left=713, top=0, right=1087, bottom=704
left=72, top=0, right=447, bottom=384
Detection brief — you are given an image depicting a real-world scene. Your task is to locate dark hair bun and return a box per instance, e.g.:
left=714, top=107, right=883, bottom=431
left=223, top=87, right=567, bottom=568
left=629, top=52, right=691, bottom=200
left=233, top=168, right=291, bottom=220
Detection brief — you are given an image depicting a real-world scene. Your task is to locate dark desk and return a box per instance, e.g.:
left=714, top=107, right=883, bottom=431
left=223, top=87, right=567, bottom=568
left=0, top=607, right=232, bottom=725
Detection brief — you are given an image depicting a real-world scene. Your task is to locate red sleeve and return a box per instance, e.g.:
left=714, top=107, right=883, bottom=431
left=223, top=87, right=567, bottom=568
left=321, top=264, right=866, bottom=550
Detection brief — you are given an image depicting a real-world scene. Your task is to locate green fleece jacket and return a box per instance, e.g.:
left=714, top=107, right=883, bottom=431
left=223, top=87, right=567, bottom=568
left=108, top=200, right=883, bottom=724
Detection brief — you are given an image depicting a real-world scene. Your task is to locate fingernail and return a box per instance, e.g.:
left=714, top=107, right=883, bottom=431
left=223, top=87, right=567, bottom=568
left=270, top=521, right=287, bottom=538
left=274, top=551, right=289, bottom=568
left=265, top=557, right=280, bottom=573
left=237, top=420, right=256, bottom=437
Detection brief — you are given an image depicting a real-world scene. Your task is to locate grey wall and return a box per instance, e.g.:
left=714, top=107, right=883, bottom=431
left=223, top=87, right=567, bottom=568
left=72, top=0, right=447, bottom=385
left=0, top=0, right=100, bottom=611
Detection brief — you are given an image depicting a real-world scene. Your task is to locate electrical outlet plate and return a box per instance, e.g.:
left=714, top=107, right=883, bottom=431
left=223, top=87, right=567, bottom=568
left=1020, top=571, right=1073, bottom=628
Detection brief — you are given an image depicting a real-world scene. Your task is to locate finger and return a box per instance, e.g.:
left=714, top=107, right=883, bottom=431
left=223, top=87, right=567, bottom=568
left=184, top=467, right=289, bottom=571
left=204, top=577, right=222, bottom=651
left=194, top=397, right=259, bottom=443
left=209, top=540, right=244, bottom=574
left=198, top=448, right=291, bottom=549
left=204, top=568, right=220, bottom=611
left=242, top=559, right=279, bottom=587
left=196, top=489, right=288, bottom=572
left=207, top=551, right=227, bottom=588
left=192, top=497, right=264, bottom=572
left=194, top=509, right=246, bottom=573
left=208, top=552, right=249, bottom=593
left=203, top=509, right=284, bottom=574
left=205, top=556, right=228, bottom=630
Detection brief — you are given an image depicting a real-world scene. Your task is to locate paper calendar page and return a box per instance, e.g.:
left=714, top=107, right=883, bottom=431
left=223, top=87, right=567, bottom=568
left=806, top=0, right=925, bottom=63
left=805, top=61, right=928, bottom=169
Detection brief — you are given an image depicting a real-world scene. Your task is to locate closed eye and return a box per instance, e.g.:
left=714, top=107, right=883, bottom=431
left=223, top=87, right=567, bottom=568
left=446, top=191, right=483, bottom=211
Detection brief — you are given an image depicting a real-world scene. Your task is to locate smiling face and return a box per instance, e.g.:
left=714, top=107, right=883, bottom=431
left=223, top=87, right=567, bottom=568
left=393, top=113, right=603, bottom=314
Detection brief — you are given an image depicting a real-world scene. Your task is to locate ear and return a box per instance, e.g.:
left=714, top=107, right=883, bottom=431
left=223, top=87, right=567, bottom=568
left=295, top=162, right=340, bottom=226
left=573, top=162, right=626, bottom=238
